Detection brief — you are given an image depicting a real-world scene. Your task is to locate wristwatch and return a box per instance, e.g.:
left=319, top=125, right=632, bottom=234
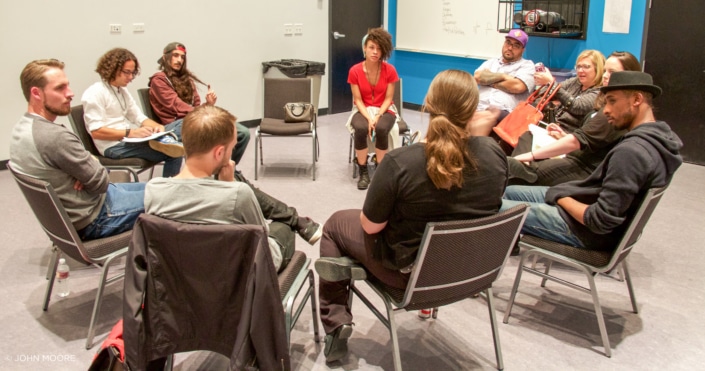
left=125, top=128, right=131, bottom=137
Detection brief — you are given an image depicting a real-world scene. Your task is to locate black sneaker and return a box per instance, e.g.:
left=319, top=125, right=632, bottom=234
left=324, top=324, right=353, bottom=363
left=315, top=257, right=367, bottom=282
left=297, top=218, right=323, bottom=245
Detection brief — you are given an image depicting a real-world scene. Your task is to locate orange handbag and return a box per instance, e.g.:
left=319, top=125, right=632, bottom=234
left=493, top=81, right=560, bottom=147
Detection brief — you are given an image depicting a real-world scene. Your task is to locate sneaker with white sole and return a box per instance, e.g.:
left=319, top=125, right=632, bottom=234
left=297, top=217, right=323, bottom=245
left=149, top=133, right=184, bottom=158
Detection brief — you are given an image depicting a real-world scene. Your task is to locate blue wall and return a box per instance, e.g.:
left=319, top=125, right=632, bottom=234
left=389, top=0, right=648, bottom=105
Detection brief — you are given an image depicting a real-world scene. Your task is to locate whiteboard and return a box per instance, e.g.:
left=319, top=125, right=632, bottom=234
left=396, top=0, right=511, bottom=59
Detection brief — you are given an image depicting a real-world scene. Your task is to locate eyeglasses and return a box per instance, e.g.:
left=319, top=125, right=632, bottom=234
left=504, top=39, right=523, bottom=50
left=575, top=64, right=593, bottom=71
left=121, top=69, right=138, bottom=77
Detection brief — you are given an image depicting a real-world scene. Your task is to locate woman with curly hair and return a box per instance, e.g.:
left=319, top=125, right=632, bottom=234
left=315, top=69, right=508, bottom=363
left=81, top=48, right=185, bottom=177
left=345, top=27, right=400, bottom=190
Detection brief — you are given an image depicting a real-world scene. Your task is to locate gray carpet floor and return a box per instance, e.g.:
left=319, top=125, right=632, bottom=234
left=0, top=109, right=703, bottom=370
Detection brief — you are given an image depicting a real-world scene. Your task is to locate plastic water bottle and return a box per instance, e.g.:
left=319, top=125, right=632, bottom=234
left=56, top=258, right=70, bottom=297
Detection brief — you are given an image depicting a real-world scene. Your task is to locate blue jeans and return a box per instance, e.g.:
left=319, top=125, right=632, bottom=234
left=79, top=182, right=146, bottom=240
left=103, top=120, right=183, bottom=177
left=232, top=123, right=250, bottom=164
left=500, top=185, right=585, bottom=248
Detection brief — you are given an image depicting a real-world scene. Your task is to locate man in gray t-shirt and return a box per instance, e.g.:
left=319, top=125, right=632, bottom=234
left=145, top=105, right=308, bottom=271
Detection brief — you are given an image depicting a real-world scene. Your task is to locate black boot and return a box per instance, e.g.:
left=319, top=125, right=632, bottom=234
left=357, top=163, right=370, bottom=190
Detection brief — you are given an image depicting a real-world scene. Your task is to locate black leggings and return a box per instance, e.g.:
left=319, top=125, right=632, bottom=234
left=350, top=111, right=395, bottom=152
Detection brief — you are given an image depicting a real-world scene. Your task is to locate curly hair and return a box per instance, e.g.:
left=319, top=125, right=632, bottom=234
left=95, top=48, right=140, bottom=82
left=365, top=27, right=393, bottom=60
left=423, top=70, right=479, bottom=190
left=20, top=59, right=65, bottom=102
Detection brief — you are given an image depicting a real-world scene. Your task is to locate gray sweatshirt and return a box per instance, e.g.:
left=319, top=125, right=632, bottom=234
left=10, top=113, right=108, bottom=230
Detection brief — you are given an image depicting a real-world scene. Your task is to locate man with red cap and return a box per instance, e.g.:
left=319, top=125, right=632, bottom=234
left=148, top=42, right=250, bottom=165
left=149, top=42, right=323, bottom=246
left=469, top=29, right=536, bottom=137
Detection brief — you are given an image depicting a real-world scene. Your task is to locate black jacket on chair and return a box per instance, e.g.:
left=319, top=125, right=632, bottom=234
left=123, top=214, right=290, bottom=370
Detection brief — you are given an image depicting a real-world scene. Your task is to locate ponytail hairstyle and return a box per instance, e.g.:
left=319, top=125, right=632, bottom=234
left=423, top=69, right=479, bottom=190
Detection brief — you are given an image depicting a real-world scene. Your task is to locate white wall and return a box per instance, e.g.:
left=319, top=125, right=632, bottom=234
left=0, top=0, right=329, bottom=161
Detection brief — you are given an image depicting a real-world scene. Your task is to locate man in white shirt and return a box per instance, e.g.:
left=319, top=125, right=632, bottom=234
left=469, top=29, right=536, bottom=137
left=82, top=48, right=184, bottom=177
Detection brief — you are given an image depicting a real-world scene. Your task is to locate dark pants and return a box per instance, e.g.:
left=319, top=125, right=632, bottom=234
left=232, top=123, right=251, bottom=165
left=350, top=112, right=396, bottom=153
left=269, top=221, right=295, bottom=271
left=234, top=171, right=299, bottom=228
left=508, top=131, right=591, bottom=186
left=318, top=209, right=409, bottom=334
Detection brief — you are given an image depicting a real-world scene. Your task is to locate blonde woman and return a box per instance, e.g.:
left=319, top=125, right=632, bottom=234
left=534, top=49, right=606, bottom=132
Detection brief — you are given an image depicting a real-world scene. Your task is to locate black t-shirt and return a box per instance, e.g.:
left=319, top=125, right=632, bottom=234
left=363, top=136, right=508, bottom=270
left=568, top=108, right=626, bottom=171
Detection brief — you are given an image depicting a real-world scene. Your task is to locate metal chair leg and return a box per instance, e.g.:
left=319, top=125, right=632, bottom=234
left=308, top=271, right=321, bottom=342
left=486, top=288, right=504, bottom=370
left=254, top=131, right=260, bottom=180
left=621, top=260, right=638, bottom=313
left=385, top=302, right=403, bottom=371
left=585, top=272, right=612, bottom=357
left=42, top=247, right=60, bottom=311
left=312, top=131, right=317, bottom=181
left=503, top=252, right=530, bottom=323
left=85, top=252, right=126, bottom=349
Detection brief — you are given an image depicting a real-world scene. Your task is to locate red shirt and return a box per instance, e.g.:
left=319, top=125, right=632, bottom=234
left=348, top=61, right=399, bottom=108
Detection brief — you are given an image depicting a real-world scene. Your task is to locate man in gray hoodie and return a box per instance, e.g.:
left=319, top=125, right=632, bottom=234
left=501, top=71, right=683, bottom=251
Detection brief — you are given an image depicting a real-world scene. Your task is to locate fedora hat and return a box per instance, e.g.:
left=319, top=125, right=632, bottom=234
left=600, top=71, right=662, bottom=98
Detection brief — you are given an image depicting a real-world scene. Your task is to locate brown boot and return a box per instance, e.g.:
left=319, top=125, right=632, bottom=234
left=357, top=163, right=370, bottom=190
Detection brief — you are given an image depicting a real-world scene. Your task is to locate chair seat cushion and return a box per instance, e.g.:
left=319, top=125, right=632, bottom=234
left=98, top=156, right=156, bottom=168
left=260, top=118, right=312, bottom=135
left=520, top=235, right=613, bottom=267
left=82, top=230, right=132, bottom=261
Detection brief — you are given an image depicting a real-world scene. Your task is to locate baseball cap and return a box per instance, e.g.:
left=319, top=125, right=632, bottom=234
left=158, top=42, right=186, bottom=62
left=505, top=29, right=528, bottom=48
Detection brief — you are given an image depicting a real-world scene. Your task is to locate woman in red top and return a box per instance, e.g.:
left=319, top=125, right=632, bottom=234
left=347, top=27, right=399, bottom=190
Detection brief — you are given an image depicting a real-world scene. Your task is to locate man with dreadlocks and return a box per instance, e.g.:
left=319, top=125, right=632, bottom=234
left=148, top=42, right=250, bottom=165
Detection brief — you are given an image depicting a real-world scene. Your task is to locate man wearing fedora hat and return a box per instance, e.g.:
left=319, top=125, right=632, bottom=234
left=468, top=29, right=536, bottom=136
left=501, top=71, right=683, bottom=251
left=148, top=42, right=250, bottom=165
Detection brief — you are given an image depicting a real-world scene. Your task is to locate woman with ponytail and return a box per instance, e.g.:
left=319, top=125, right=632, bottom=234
left=314, top=69, right=508, bottom=363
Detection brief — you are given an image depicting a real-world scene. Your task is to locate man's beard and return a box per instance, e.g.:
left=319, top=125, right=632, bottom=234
left=45, top=101, right=70, bottom=117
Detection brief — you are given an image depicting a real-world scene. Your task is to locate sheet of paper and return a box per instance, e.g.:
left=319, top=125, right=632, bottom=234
left=603, top=0, right=632, bottom=34
left=122, top=130, right=173, bottom=143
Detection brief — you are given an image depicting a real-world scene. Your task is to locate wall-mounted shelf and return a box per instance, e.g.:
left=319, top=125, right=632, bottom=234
left=498, top=0, right=588, bottom=39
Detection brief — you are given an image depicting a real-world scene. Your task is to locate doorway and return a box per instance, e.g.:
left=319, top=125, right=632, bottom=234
left=328, top=0, right=383, bottom=114
left=643, top=0, right=705, bottom=164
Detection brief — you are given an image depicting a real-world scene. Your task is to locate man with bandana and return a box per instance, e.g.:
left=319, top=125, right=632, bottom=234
left=148, top=42, right=323, bottom=246
left=148, top=42, right=250, bottom=165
